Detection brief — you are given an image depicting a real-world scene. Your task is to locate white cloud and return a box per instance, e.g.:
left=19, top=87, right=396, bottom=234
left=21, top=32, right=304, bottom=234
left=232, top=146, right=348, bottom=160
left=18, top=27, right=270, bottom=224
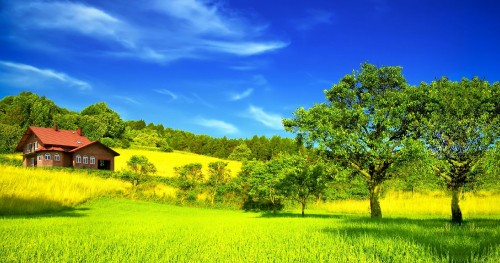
left=7, top=0, right=287, bottom=63
left=113, top=95, right=140, bottom=105
left=247, top=105, right=283, bottom=130
left=229, top=88, right=253, bottom=101
left=154, top=89, right=179, bottom=100
left=195, top=118, right=239, bottom=134
left=204, top=41, right=288, bottom=56
left=0, top=60, right=92, bottom=91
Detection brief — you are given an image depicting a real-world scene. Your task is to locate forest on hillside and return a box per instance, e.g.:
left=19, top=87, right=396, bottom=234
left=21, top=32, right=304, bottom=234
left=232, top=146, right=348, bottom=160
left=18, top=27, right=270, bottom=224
left=0, top=91, right=299, bottom=161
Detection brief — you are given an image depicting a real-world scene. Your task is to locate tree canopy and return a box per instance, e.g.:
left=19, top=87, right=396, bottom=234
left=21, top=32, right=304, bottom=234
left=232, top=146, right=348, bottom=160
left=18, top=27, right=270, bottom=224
left=419, top=77, right=500, bottom=224
left=284, top=63, right=423, bottom=218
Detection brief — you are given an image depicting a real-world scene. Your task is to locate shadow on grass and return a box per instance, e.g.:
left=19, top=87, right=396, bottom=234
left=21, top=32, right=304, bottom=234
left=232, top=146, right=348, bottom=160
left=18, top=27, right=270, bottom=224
left=258, top=211, right=350, bottom=219
left=0, top=196, right=89, bottom=218
left=322, top=217, right=500, bottom=262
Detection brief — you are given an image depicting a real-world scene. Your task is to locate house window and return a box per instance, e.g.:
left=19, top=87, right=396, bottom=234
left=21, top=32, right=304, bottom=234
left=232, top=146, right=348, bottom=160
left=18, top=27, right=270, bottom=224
left=45, top=153, right=51, bottom=160
left=27, top=143, right=32, bottom=153
left=54, top=153, right=60, bottom=161
left=76, top=155, right=81, bottom=163
left=90, top=156, right=95, bottom=165
left=35, top=141, right=38, bottom=149
left=83, top=155, right=88, bottom=164
left=37, top=154, right=42, bottom=161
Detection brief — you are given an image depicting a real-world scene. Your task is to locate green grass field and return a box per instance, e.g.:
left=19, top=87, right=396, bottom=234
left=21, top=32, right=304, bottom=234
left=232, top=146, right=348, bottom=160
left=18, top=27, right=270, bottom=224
left=1, top=152, right=499, bottom=262
left=1, top=198, right=499, bottom=262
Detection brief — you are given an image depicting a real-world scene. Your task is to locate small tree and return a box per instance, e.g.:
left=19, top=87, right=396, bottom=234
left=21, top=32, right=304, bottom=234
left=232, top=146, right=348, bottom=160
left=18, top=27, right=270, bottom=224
left=175, top=163, right=204, bottom=205
left=206, top=161, right=231, bottom=205
left=245, top=159, right=288, bottom=214
left=228, top=143, right=252, bottom=161
left=127, top=155, right=157, bottom=186
left=281, top=153, right=332, bottom=217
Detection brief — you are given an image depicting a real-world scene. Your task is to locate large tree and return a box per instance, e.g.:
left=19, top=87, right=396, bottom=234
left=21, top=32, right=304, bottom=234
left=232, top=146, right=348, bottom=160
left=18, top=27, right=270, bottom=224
left=420, top=77, right=500, bottom=224
left=283, top=63, right=422, bottom=218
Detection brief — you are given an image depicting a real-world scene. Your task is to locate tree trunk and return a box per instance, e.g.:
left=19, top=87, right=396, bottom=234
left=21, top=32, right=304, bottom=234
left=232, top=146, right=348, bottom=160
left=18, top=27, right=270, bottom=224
left=451, top=188, right=463, bottom=225
left=369, top=183, right=382, bottom=218
left=301, top=202, right=306, bottom=217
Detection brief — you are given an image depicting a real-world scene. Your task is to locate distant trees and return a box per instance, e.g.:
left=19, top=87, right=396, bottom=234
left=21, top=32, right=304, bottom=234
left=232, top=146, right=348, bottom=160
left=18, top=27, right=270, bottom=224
left=228, top=143, right=252, bottom=161
left=175, top=163, right=204, bottom=205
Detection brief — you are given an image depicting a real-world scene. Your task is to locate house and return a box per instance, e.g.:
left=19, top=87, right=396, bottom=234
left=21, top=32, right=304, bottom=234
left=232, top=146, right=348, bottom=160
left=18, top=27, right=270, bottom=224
left=16, top=126, right=119, bottom=171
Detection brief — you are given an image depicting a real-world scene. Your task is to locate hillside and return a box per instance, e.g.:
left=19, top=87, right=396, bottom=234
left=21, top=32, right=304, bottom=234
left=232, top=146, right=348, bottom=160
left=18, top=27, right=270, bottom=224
left=114, top=148, right=242, bottom=177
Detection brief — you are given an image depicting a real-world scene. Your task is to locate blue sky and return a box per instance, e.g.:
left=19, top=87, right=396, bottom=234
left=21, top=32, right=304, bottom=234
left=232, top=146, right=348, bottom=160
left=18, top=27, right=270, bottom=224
left=1, top=0, right=499, bottom=138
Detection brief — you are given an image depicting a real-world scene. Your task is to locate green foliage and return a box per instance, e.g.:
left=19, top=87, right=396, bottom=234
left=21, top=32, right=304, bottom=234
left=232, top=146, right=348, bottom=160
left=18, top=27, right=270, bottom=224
left=206, top=161, right=231, bottom=205
left=240, top=159, right=290, bottom=213
left=228, top=143, right=252, bottom=161
left=126, top=155, right=157, bottom=186
left=420, top=77, right=500, bottom=223
left=0, top=124, right=22, bottom=153
left=175, top=163, right=204, bottom=204
left=284, top=63, right=422, bottom=218
left=279, top=153, right=333, bottom=216
left=80, top=102, right=125, bottom=140
left=100, top=137, right=118, bottom=148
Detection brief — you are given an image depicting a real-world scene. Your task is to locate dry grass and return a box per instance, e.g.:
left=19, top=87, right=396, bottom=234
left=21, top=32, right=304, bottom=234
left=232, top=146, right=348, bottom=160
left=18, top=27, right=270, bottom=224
left=316, top=190, right=500, bottom=217
left=0, top=165, right=130, bottom=214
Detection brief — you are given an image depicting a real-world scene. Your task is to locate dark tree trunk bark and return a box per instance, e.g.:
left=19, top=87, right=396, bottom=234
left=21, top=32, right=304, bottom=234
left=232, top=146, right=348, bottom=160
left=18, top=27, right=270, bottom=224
left=369, top=184, right=382, bottom=218
left=451, top=188, right=463, bottom=225
left=301, top=202, right=306, bottom=217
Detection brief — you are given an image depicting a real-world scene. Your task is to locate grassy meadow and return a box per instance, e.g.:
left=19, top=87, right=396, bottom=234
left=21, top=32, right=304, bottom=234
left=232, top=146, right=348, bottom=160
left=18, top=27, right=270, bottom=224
left=114, top=148, right=242, bottom=177
left=1, top=198, right=499, bottom=262
left=1, top=151, right=499, bottom=262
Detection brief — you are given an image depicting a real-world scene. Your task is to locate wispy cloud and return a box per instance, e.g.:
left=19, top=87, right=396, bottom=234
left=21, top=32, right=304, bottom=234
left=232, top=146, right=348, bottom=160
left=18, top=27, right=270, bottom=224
left=153, top=89, right=213, bottom=108
left=113, top=95, right=141, bottom=105
left=154, top=89, right=179, bottom=100
left=247, top=105, right=283, bottom=130
left=0, top=60, right=92, bottom=91
left=195, top=118, right=239, bottom=134
left=229, top=88, right=253, bottom=101
left=6, top=0, right=288, bottom=63
left=296, top=9, right=334, bottom=31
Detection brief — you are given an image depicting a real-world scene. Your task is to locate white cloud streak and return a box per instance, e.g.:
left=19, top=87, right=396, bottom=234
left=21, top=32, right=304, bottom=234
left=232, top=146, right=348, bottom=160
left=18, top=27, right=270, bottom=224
left=7, top=0, right=288, bottom=63
left=195, top=118, right=239, bottom=134
left=0, top=60, right=92, bottom=91
left=229, top=88, right=253, bottom=101
left=154, top=89, right=179, bottom=100
left=247, top=105, right=283, bottom=130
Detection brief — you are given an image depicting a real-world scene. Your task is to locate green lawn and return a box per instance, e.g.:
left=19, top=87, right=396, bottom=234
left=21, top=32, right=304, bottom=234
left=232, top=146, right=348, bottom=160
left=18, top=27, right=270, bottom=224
left=1, top=198, right=499, bottom=262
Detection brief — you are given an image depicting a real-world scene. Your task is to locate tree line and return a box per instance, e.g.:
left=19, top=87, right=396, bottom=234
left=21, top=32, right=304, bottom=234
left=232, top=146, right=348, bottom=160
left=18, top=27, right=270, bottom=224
left=0, top=92, right=299, bottom=161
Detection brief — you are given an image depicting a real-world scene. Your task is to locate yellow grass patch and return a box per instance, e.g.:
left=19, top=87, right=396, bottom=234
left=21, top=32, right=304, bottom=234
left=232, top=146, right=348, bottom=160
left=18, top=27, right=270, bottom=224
left=316, top=190, right=500, bottom=217
left=0, top=165, right=130, bottom=214
left=114, top=148, right=242, bottom=178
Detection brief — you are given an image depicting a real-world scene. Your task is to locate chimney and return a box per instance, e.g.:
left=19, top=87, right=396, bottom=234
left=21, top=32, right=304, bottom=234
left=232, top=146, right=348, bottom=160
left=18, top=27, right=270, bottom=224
left=77, top=127, right=82, bottom=136
left=53, top=124, right=58, bottom=131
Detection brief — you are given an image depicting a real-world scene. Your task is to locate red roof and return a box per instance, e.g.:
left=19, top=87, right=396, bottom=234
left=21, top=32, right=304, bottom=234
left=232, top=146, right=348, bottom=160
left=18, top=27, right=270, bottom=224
left=16, top=126, right=92, bottom=151
left=29, top=126, right=91, bottom=147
